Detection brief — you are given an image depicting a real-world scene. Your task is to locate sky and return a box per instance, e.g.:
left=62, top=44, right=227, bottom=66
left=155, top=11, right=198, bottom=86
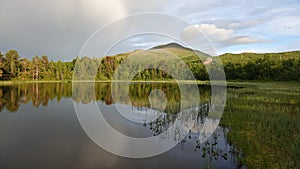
left=0, top=0, right=300, bottom=60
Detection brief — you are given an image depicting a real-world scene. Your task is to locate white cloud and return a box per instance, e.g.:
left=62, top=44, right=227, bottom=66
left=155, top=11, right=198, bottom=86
left=132, top=42, right=164, bottom=48
left=182, top=23, right=269, bottom=48
left=221, top=36, right=270, bottom=45
left=196, top=24, right=234, bottom=41
left=181, top=24, right=232, bottom=42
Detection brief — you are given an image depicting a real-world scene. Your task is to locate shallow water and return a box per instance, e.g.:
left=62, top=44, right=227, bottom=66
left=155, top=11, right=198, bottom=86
left=0, top=82, right=238, bottom=169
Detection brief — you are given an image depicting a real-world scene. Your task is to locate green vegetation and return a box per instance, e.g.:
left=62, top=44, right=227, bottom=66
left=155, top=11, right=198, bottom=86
left=221, top=52, right=300, bottom=81
left=0, top=50, right=73, bottom=81
left=221, top=82, right=300, bottom=168
left=1, top=44, right=299, bottom=82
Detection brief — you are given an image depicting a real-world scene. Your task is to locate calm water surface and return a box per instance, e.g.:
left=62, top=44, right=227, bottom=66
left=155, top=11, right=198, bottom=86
left=0, top=82, right=239, bottom=169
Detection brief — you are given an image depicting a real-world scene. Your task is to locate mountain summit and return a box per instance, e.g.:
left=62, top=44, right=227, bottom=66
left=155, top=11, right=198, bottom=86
left=150, top=42, right=210, bottom=58
left=150, top=43, right=190, bottom=50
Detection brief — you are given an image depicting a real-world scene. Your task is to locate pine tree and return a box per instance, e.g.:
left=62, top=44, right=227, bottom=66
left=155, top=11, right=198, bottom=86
left=5, top=50, right=20, bottom=77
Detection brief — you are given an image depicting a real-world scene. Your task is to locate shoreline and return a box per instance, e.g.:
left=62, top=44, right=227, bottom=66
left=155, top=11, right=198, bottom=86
left=0, top=80, right=299, bottom=86
left=0, top=80, right=210, bottom=85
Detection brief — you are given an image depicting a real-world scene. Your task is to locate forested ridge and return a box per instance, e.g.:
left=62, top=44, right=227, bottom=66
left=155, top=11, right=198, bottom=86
left=1, top=43, right=299, bottom=81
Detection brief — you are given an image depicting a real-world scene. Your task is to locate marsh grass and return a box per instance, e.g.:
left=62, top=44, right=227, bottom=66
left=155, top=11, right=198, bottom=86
left=221, top=82, right=300, bottom=168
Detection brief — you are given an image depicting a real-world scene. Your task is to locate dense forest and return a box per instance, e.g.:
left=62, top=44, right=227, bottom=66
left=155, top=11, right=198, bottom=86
left=0, top=44, right=299, bottom=81
left=221, top=51, right=300, bottom=81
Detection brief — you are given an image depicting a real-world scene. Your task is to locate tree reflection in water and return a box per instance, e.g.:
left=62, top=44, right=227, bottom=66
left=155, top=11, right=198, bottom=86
left=0, top=82, right=240, bottom=166
left=0, top=82, right=211, bottom=113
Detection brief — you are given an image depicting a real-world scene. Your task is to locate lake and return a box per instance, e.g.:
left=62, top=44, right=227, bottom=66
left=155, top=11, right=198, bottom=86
left=0, top=82, right=239, bottom=169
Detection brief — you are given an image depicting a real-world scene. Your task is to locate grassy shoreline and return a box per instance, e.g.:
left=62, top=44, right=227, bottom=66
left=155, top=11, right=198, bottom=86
left=221, top=82, right=300, bottom=168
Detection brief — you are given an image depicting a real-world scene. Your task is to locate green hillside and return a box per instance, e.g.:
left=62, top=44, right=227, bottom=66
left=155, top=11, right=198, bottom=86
left=109, top=42, right=209, bottom=63
left=150, top=42, right=209, bottom=62
left=219, top=51, right=300, bottom=64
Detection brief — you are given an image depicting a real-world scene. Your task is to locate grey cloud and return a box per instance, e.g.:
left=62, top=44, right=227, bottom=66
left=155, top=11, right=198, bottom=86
left=0, top=0, right=128, bottom=60
left=0, top=0, right=179, bottom=60
left=122, top=0, right=170, bottom=13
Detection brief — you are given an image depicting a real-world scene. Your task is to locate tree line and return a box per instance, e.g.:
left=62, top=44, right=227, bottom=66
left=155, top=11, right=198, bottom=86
left=0, top=50, right=73, bottom=80
left=220, top=52, right=300, bottom=81
left=0, top=49, right=299, bottom=81
left=223, top=58, right=300, bottom=81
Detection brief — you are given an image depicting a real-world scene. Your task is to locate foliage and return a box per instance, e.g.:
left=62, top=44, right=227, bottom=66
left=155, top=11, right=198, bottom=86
left=0, top=47, right=299, bottom=81
left=0, top=51, right=73, bottom=81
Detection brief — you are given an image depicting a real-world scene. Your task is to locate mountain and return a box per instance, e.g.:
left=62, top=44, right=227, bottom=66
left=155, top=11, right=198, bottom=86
left=150, top=42, right=210, bottom=58
left=107, top=42, right=210, bottom=65
left=151, top=42, right=191, bottom=50
left=101, top=42, right=300, bottom=68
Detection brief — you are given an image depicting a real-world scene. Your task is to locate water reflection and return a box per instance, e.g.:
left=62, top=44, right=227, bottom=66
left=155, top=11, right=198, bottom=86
left=0, top=83, right=72, bottom=112
left=0, top=82, right=239, bottom=169
left=0, top=82, right=211, bottom=113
